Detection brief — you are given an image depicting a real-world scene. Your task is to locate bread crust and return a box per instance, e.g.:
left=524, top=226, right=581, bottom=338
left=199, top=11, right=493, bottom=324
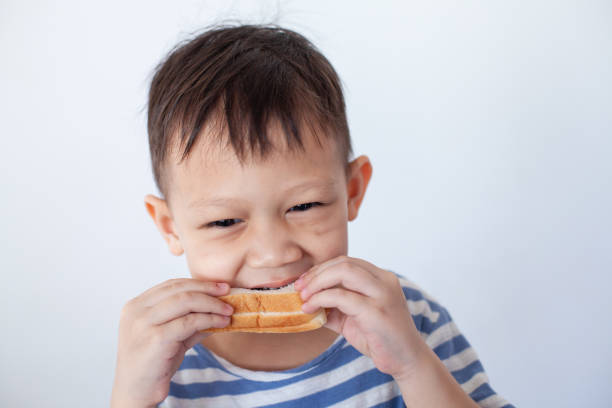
left=203, top=284, right=327, bottom=333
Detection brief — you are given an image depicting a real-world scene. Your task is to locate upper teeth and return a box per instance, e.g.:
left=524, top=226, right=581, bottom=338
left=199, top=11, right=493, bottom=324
left=252, top=282, right=292, bottom=291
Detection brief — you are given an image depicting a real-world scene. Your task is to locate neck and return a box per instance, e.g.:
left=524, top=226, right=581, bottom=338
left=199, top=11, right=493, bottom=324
left=201, top=328, right=340, bottom=371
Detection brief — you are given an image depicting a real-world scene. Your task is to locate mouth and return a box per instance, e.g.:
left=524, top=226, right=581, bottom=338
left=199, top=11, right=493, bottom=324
left=249, top=276, right=300, bottom=291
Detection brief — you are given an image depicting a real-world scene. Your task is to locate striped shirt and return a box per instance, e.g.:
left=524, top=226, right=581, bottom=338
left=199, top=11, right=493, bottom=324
left=159, top=274, right=513, bottom=407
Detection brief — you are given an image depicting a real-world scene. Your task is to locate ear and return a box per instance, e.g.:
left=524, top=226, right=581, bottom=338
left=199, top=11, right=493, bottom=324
left=346, top=155, right=373, bottom=221
left=144, top=194, right=184, bottom=256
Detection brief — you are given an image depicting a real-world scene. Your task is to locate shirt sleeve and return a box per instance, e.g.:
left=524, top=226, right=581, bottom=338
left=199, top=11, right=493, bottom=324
left=396, top=274, right=515, bottom=408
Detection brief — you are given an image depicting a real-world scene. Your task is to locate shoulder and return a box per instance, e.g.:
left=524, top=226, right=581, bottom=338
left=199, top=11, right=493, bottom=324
left=389, top=271, right=515, bottom=408
left=390, top=271, right=453, bottom=336
left=391, top=271, right=467, bottom=352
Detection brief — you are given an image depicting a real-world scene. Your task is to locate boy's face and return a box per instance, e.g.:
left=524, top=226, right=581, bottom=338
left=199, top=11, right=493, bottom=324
left=145, top=125, right=372, bottom=289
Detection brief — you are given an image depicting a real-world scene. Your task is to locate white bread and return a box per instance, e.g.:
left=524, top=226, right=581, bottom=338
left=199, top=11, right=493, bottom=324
left=203, top=283, right=327, bottom=333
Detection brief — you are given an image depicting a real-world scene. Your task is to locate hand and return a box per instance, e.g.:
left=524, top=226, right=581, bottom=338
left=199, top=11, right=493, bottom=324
left=111, top=279, right=233, bottom=408
left=294, top=256, right=427, bottom=380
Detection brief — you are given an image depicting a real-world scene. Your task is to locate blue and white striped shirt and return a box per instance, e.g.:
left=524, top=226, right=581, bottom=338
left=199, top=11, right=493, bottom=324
left=160, top=274, right=513, bottom=407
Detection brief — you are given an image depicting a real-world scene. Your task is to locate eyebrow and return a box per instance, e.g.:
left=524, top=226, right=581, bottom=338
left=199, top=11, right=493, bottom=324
left=187, top=179, right=338, bottom=209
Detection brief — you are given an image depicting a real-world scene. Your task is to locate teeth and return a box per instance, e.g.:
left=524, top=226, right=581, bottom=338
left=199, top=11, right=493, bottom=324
left=252, top=282, right=292, bottom=291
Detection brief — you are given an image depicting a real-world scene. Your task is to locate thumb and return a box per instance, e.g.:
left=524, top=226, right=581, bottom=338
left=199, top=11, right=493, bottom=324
left=324, top=309, right=345, bottom=333
left=184, top=331, right=211, bottom=351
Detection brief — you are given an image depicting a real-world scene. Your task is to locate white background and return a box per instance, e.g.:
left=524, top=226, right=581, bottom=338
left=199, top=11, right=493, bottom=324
left=1, top=1, right=611, bottom=407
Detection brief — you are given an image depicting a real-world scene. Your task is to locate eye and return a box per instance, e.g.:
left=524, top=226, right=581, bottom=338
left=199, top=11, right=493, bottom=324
left=289, top=202, right=323, bottom=212
left=208, top=219, right=242, bottom=228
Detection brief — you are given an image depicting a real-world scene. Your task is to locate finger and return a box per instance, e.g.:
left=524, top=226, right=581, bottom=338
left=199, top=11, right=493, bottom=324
left=297, top=256, right=387, bottom=290
left=300, top=262, right=384, bottom=301
left=302, top=287, right=370, bottom=317
left=296, top=256, right=349, bottom=289
left=146, top=291, right=234, bottom=325
left=140, top=279, right=230, bottom=307
left=323, top=308, right=345, bottom=333
left=161, top=312, right=230, bottom=344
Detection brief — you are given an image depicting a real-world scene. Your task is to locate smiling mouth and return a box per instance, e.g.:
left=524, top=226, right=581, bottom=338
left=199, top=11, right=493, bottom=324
left=250, top=282, right=294, bottom=291
left=249, top=275, right=301, bottom=290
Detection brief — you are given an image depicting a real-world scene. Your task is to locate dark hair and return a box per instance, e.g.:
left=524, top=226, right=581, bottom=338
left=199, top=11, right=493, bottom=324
left=146, top=23, right=353, bottom=200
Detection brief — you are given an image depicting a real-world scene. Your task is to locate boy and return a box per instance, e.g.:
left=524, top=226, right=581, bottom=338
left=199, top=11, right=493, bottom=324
left=111, top=24, right=513, bottom=407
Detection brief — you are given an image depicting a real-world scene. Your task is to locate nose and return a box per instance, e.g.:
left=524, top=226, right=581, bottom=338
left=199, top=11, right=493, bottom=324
left=245, top=219, right=302, bottom=269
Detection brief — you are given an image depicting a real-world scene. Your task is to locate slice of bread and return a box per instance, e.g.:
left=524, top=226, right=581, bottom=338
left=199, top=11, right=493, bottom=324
left=203, top=283, right=327, bottom=333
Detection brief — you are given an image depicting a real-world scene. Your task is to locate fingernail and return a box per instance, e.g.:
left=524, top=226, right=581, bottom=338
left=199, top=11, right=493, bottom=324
left=224, top=304, right=234, bottom=315
left=216, top=282, right=229, bottom=290
left=216, top=316, right=231, bottom=328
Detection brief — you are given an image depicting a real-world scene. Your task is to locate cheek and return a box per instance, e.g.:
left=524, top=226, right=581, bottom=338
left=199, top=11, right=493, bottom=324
left=303, top=208, right=349, bottom=262
left=180, top=205, right=350, bottom=279
left=182, top=238, right=242, bottom=282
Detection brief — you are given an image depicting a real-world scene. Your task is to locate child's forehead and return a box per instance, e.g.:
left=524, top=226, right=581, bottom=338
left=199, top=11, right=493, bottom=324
left=181, top=143, right=336, bottom=182
left=166, top=130, right=344, bottom=201
left=172, top=122, right=341, bottom=174
left=165, top=145, right=343, bottom=215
